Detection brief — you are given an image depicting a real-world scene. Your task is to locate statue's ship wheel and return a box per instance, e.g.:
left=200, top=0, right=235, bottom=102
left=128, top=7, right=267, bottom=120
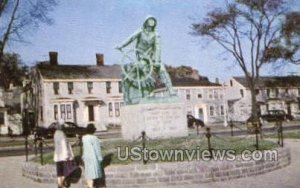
left=120, top=49, right=155, bottom=90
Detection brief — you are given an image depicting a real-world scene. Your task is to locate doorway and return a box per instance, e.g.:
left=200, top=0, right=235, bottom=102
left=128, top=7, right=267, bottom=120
left=88, top=105, right=94, bottom=121
left=198, top=108, right=204, bottom=121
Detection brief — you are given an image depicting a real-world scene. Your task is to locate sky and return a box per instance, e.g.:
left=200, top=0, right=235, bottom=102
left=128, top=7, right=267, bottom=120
left=7, top=0, right=300, bottom=82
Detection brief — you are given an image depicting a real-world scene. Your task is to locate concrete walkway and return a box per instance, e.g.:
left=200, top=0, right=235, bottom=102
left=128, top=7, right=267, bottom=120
left=163, top=139, right=300, bottom=188
left=0, top=139, right=300, bottom=188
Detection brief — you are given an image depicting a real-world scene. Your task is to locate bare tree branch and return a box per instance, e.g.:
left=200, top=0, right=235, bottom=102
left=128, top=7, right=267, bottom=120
left=191, top=0, right=299, bottom=119
left=0, top=0, right=19, bottom=58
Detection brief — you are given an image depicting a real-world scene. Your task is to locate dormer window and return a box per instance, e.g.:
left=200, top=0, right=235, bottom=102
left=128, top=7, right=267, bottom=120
left=87, top=82, right=93, bottom=94
left=53, top=82, right=59, bottom=95
left=68, top=82, right=73, bottom=94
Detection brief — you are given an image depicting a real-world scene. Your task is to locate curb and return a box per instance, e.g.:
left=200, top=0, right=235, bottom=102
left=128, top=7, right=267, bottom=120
left=22, top=147, right=291, bottom=187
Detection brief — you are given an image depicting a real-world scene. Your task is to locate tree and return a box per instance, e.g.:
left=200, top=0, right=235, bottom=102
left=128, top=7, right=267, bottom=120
left=0, top=0, right=57, bottom=62
left=0, top=53, right=28, bottom=89
left=265, top=11, right=300, bottom=64
left=191, top=0, right=300, bottom=119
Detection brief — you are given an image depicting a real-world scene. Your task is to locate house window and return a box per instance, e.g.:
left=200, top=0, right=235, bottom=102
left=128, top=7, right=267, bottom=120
left=106, top=82, right=111, bottom=94
left=220, top=105, right=224, bottom=115
left=275, top=88, right=279, bottom=97
left=267, top=89, right=270, bottom=97
left=186, top=89, right=191, bottom=100
left=198, top=93, right=202, bottom=98
left=209, top=90, right=213, bottom=99
left=118, top=81, right=122, bottom=93
left=214, top=90, right=218, bottom=99
left=53, top=82, right=59, bottom=95
left=230, top=80, right=233, bottom=87
left=285, top=88, right=289, bottom=95
left=68, top=82, right=73, bottom=94
left=54, top=105, right=58, bottom=120
left=209, top=106, right=214, bottom=116
left=108, top=102, right=113, bottom=117
left=87, top=82, right=93, bottom=94
left=0, top=112, right=4, bottom=124
left=66, top=104, right=72, bottom=119
left=240, top=89, right=244, bottom=98
left=88, top=105, right=94, bottom=121
left=255, top=89, right=260, bottom=95
left=115, top=102, right=120, bottom=117
left=40, top=106, right=43, bottom=121
left=60, top=104, right=65, bottom=119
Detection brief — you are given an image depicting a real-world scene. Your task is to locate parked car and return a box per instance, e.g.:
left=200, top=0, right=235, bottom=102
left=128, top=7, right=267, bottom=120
left=260, top=110, right=294, bottom=122
left=187, top=115, right=205, bottom=128
left=34, top=122, right=89, bottom=138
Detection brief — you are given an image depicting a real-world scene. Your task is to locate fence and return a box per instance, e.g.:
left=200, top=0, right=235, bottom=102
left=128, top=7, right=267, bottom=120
left=24, top=119, right=285, bottom=165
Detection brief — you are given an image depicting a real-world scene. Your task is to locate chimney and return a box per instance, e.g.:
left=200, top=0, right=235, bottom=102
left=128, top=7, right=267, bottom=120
left=96, top=53, right=104, bottom=66
left=215, top=77, right=219, bottom=84
left=49, top=51, right=58, bottom=65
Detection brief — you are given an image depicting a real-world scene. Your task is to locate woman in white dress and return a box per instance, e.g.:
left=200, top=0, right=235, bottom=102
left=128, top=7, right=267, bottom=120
left=53, top=119, right=74, bottom=188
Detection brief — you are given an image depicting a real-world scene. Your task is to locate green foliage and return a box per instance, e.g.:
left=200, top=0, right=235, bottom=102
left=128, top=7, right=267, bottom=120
left=33, top=136, right=277, bottom=165
left=265, top=131, right=300, bottom=139
left=0, top=53, right=28, bottom=89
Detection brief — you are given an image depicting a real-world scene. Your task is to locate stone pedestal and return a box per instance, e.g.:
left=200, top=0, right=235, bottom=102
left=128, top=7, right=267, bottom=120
left=121, top=103, right=188, bottom=140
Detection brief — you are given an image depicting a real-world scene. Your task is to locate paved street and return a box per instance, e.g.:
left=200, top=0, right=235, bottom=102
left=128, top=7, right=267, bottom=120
left=0, top=139, right=299, bottom=188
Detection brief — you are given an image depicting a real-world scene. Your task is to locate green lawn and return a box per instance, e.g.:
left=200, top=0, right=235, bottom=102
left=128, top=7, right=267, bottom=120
left=0, top=139, right=54, bottom=147
left=33, top=135, right=277, bottom=165
left=265, top=131, right=300, bottom=139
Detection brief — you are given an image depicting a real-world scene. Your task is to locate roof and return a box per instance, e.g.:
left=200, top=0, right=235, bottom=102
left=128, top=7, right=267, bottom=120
left=36, top=63, right=220, bottom=87
left=36, top=63, right=122, bottom=80
left=170, top=77, right=221, bottom=87
left=233, top=76, right=300, bottom=88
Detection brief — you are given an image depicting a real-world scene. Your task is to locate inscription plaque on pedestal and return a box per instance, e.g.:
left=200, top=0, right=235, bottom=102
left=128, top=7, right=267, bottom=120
left=121, top=103, right=188, bottom=140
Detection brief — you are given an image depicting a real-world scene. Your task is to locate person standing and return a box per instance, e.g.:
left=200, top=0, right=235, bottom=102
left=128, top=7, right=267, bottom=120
left=116, top=16, right=175, bottom=104
left=53, top=119, right=74, bottom=188
left=82, top=124, right=103, bottom=188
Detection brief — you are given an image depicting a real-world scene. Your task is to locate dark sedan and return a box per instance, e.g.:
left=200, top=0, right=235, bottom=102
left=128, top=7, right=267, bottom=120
left=260, top=110, right=294, bottom=122
left=34, top=122, right=89, bottom=138
left=187, top=114, right=205, bottom=128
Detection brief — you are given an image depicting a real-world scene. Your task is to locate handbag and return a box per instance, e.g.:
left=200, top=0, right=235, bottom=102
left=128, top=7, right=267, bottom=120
left=64, top=160, right=82, bottom=185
